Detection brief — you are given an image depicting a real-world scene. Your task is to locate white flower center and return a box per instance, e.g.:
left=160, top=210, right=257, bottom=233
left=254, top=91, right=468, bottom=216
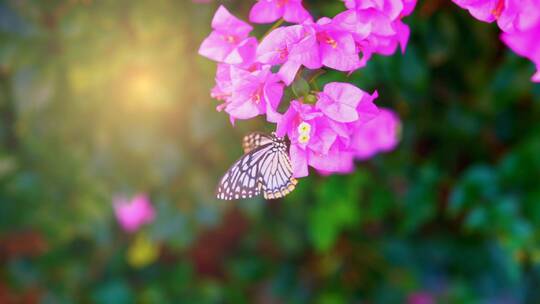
left=297, top=121, right=311, bottom=135
left=298, top=133, right=310, bottom=144
left=297, top=121, right=311, bottom=144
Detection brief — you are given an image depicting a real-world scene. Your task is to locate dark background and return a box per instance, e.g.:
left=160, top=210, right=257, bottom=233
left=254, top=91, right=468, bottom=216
left=1, top=0, right=539, bottom=303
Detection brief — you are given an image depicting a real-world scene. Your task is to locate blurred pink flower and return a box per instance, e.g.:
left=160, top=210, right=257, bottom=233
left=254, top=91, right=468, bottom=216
left=502, top=23, right=540, bottom=82
left=199, top=6, right=257, bottom=65
left=407, top=291, right=435, bottom=304
left=113, top=194, right=155, bottom=233
left=350, top=108, right=401, bottom=159
left=534, top=70, right=540, bottom=82
left=249, top=0, right=312, bottom=24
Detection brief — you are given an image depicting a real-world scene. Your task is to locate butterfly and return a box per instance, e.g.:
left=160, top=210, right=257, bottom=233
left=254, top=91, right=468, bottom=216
left=216, top=132, right=298, bottom=200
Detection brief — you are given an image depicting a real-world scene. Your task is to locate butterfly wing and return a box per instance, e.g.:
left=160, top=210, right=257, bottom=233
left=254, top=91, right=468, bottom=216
left=259, top=147, right=298, bottom=200
left=242, top=132, right=273, bottom=154
left=218, top=133, right=298, bottom=201
left=216, top=144, right=273, bottom=200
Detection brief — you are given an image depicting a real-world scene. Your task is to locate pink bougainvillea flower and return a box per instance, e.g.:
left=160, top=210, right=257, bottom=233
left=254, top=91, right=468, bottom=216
left=315, top=18, right=363, bottom=72
left=501, top=23, right=540, bottom=82
left=276, top=100, right=355, bottom=176
left=250, top=0, right=312, bottom=24
left=257, top=24, right=321, bottom=85
left=258, top=19, right=362, bottom=84
left=217, top=65, right=284, bottom=123
left=277, top=82, right=379, bottom=177
left=334, top=0, right=416, bottom=64
left=452, top=0, right=540, bottom=32
left=452, top=0, right=540, bottom=82
left=199, top=6, right=257, bottom=65
left=113, top=194, right=155, bottom=233
left=316, top=82, right=379, bottom=123
left=350, top=108, right=401, bottom=160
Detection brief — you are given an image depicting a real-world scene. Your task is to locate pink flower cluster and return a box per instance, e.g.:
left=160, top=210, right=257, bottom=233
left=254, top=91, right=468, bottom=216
left=275, top=83, right=401, bottom=177
left=199, top=1, right=411, bottom=177
left=452, top=0, right=540, bottom=82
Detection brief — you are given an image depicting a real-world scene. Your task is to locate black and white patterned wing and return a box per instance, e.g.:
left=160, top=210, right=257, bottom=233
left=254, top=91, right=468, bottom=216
left=259, top=147, right=298, bottom=200
left=242, top=132, right=273, bottom=154
left=216, top=145, right=272, bottom=200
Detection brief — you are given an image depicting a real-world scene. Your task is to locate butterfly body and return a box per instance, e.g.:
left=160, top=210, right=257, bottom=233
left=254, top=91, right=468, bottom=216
left=216, top=133, right=298, bottom=200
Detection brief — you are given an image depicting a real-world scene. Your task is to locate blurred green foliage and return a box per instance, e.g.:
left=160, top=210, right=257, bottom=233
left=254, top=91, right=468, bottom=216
left=0, top=0, right=539, bottom=303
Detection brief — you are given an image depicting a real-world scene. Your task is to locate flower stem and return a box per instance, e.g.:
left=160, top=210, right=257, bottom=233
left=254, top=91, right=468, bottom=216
left=309, top=69, right=326, bottom=84
left=308, top=69, right=326, bottom=91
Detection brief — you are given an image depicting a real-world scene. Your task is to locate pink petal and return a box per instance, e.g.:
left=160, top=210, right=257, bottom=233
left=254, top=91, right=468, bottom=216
left=492, top=0, right=540, bottom=32
left=317, top=82, right=365, bottom=122
left=132, top=194, right=155, bottom=223
left=308, top=147, right=354, bottom=174
left=257, top=25, right=304, bottom=65
left=276, top=101, right=299, bottom=137
left=212, top=5, right=252, bottom=37
left=533, top=69, right=540, bottom=82
left=402, top=0, right=418, bottom=17
left=226, top=100, right=261, bottom=120
left=113, top=194, right=155, bottom=233
left=264, top=80, right=285, bottom=123
left=290, top=144, right=309, bottom=177
left=374, top=109, right=401, bottom=152
left=385, top=0, right=405, bottom=20
left=352, top=108, right=401, bottom=159
left=452, top=0, right=499, bottom=23
left=356, top=90, right=380, bottom=123
left=320, top=32, right=361, bottom=71
left=249, top=0, right=283, bottom=24
left=309, top=121, right=338, bottom=154
left=278, top=60, right=302, bottom=85
left=327, top=119, right=352, bottom=144
left=394, top=20, right=410, bottom=53
left=283, top=1, right=312, bottom=23
left=198, top=31, right=235, bottom=62
left=224, top=37, right=258, bottom=65
left=289, top=29, right=322, bottom=69
left=333, top=10, right=373, bottom=40
left=501, top=24, right=540, bottom=77
left=355, top=9, right=396, bottom=36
